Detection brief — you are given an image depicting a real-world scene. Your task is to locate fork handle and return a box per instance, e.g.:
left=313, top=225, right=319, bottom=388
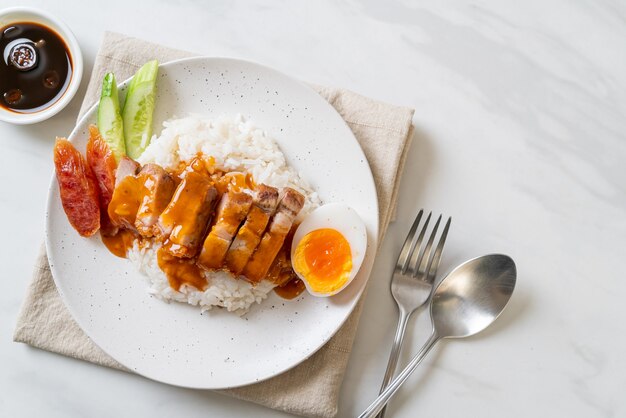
left=361, top=331, right=440, bottom=418
left=376, top=308, right=410, bottom=418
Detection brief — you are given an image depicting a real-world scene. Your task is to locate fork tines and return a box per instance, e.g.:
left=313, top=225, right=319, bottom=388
left=397, top=210, right=451, bottom=282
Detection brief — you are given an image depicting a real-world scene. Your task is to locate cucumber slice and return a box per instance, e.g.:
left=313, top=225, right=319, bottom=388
left=122, top=60, right=158, bottom=159
left=97, top=73, right=126, bottom=162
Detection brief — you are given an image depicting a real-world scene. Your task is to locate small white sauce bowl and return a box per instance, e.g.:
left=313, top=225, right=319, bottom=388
left=0, top=7, right=83, bottom=125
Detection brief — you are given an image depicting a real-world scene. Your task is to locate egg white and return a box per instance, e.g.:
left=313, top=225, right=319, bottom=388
left=290, top=203, right=367, bottom=297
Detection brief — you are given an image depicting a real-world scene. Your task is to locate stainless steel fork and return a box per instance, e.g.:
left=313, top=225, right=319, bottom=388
left=376, top=210, right=451, bottom=418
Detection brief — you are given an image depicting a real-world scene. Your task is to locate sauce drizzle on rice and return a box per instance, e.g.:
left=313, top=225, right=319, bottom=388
left=156, top=247, right=208, bottom=291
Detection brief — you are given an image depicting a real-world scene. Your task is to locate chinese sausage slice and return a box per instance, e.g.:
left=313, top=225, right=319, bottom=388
left=85, top=125, right=118, bottom=235
left=53, top=138, right=100, bottom=237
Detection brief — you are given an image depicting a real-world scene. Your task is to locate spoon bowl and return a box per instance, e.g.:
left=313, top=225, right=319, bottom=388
left=433, top=254, right=516, bottom=338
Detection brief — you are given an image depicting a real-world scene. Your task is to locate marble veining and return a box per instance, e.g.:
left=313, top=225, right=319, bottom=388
left=1, top=1, right=625, bottom=417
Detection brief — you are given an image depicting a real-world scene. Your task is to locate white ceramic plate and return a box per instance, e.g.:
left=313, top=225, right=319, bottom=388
left=46, top=57, right=379, bottom=389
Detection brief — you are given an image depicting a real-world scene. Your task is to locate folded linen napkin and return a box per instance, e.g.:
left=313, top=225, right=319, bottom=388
left=14, top=32, right=414, bottom=418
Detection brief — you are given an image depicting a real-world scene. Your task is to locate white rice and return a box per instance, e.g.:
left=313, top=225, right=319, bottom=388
left=138, top=113, right=319, bottom=217
left=128, top=114, right=319, bottom=315
left=128, top=241, right=276, bottom=314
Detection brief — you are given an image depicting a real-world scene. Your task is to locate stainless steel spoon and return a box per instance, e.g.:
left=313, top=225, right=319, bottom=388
left=359, top=254, right=517, bottom=418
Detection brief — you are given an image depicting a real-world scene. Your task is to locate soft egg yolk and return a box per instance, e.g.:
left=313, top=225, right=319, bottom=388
left=293, top=228, right=352, bottom=294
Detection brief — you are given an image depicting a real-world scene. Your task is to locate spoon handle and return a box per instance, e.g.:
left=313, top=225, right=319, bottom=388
left=359, top=332, right=440, bottom=418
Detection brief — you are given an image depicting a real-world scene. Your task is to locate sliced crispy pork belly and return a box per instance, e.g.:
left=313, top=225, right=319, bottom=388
left=197, top=189, right=254, bottom=270
left=224, top=184, right=279, bottom=275
left=108, top=157, right=142, bottom=229
left=115, top=157, right=140, bottom=186
left=242, top=187, right=304, bottom=283
left=265, top=241, right=298, bottom=287
left=134, top=164, right=176, bottom=237
left=156, top=171, right=218, bottom=258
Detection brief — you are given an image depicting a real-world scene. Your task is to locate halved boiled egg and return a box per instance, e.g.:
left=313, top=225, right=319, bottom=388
left=291, top=204, right=367, bottom=297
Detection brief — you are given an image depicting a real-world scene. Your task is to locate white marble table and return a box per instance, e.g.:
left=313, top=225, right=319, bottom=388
left=2, top=1, right=625, bottom=417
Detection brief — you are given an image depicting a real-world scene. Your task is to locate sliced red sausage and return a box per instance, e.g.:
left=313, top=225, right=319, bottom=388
left=86, top=125, right=117, bottom=235
left=54, top=138, right=100, bottom=237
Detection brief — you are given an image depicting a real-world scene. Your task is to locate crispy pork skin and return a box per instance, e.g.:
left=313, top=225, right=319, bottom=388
left=157, top=171, right=218, bottom=258
left=224, top=184, right=279, bottom=274
left=197, top=189, right=253, bottom=270
left=242, top=187, right=304, bottom=282
left=134, top=164, right=176, bottom=237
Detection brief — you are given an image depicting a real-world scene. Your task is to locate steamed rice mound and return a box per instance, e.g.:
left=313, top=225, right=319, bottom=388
left=128, top=114, right=320, bottom=315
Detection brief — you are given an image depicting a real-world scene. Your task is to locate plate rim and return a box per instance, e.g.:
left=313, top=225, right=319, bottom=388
left=46, top=56, right=379, bottom=389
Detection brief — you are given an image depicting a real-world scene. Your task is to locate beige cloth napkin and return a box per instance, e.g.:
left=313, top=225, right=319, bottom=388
left=14, top=32, right=414, bottom=418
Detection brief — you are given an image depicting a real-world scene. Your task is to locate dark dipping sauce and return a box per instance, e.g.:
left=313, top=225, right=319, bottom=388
left=0, top=22, right=72, bottom=113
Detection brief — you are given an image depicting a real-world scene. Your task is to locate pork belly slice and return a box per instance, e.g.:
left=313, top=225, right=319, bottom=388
left=265, top=244, right=297, bottom=287
left=224, top=184, right=279, bottom=275
left=156, top=171, right=218, bottom=258
left=197, top=189, right=254, bottom=270
left=134, top=164, right=176, bottom=237
left=242, top=187, right=305, bottom=283
left=108, top=157, right=142, bottom=229
left=115, top=157, right=140, bottom=186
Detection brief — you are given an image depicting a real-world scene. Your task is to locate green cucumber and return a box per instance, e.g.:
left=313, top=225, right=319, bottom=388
left=97, top=73, right=126, bottom=162
left=122, top=60, right=158, bottom=159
